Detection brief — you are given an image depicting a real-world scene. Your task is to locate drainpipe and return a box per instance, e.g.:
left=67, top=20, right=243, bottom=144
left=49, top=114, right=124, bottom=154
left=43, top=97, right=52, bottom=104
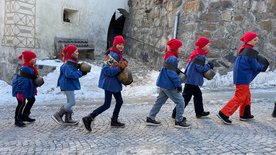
left=173, top=11, right=180, bottom=39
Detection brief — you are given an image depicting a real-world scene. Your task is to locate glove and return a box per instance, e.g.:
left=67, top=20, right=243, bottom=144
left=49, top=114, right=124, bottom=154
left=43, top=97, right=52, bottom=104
left=176, top=86, right=182, bottom=93
left=16, top=93, right=25, bottom=102
left=81, top=71, right=87, bottom=76
left=208, top=62, right=214, bottom=69
left=77, top=63, right=81, bottom=69
left=118, top=60, right=128, bottom=70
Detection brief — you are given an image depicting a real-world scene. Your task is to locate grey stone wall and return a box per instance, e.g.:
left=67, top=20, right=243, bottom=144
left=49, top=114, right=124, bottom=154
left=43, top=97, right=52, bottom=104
left=124, top=0, right=276, bottom=73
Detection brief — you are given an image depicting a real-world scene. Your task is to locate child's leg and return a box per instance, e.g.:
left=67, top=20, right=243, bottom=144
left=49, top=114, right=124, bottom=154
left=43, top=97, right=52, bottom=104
left=164, top=89, right=184, bottom=122
left=239, top=88, right=253, bottom=119
left=172, top=84, right=193, bottom=118
left=63, top=91, right=76, bottom=111
left=15, top=97, right=26, bottom=127
left=112, top=91, right=123, bottom=120
left=90, top=90, right=113, bottom=118
left=193, top=86, right=205, bottom=115
left=22, top=97, right=36, bottom=122
left=220, top=84, right=249, bottom=117
left=111, top=91, right=125, bottom=127
left=148, top=88, right=168, bottom=119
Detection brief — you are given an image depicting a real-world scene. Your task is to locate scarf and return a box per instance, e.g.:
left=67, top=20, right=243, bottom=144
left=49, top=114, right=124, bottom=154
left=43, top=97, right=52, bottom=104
left=187, top=48, right=208, bottom=62
left=22, top=62, right=38, bottom=76
left=237, top=44, right=254, bottom=55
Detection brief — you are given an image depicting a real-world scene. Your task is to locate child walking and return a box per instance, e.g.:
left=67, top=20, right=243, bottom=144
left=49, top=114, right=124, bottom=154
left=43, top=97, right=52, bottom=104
left=217, top=32, right=268, bottom=124
left=52, top=45, right=88, bottom=125
left=82, top=35, right=128, bottom=131
left=172, top=37, right=213, bottom=119
left=146, top=39, right=190, bottom=128
left=12, top=50, right=40, bottom=127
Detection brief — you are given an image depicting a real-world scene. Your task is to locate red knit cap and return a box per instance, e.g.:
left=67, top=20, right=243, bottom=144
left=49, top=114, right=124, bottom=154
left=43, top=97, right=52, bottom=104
left=60, top=45, right=78, bottom=61
left=240, top=32, right=258, bottom=43
left=195, top=37, right=210, bottom=48
left=167, top=39, right=183, bottom=51
left=112, top=35, right=125, bottom=46
left=18, top=50, right=37, bottom=63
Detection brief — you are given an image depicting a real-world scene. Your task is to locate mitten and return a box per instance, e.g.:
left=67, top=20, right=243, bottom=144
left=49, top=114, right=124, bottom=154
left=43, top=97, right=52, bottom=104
left=81, top=71, right=87, bottom=76
left=208, top=62, right=214, bottom=69
left=176, top=86, right=182, bottom=93
left=16, top=93, right=25, bottom=102
left=118, top=60, right=128, bottom=70
left=77, top=63, right=81, bottom=69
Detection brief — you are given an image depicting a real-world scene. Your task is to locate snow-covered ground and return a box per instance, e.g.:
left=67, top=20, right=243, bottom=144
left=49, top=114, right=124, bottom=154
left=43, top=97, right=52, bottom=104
left=1, top=59, right=276, bottom=106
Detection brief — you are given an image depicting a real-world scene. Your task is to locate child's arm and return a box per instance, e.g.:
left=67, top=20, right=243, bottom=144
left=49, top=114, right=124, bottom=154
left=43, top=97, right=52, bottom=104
left=102, top=65, right=121, bottom=77
left=64, top=66, right=82, bottom=79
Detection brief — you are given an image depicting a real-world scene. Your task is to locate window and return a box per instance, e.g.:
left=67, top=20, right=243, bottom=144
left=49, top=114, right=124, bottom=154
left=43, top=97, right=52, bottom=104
left=63, top=8, right=79, bottom=24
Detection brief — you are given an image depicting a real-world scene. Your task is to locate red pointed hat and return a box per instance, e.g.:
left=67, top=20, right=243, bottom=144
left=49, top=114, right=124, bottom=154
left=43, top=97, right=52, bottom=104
left=113, top=35, right=125, bottom=46
left=166, top=39, right=183, bottom=51
left=18, top=50, right=37, bottom=62
left=240, top=32, right=258, bottom=43
left=60, top=45, right=77, bottom=61
left=195, top=37, right=210, bottom=48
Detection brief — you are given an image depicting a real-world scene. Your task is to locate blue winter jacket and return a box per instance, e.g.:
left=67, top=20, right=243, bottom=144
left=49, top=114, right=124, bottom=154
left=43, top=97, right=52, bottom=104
left=156, top=56, right=182, bottom=89
left=185, top=55, right=212, bottom=86
left=57, top=60, right=83, bottom=91
left=98, top=51, right=122, bottom=93
left=233, top=49, right=264, bottom=84
left=12, top=66, right=36, bottom=98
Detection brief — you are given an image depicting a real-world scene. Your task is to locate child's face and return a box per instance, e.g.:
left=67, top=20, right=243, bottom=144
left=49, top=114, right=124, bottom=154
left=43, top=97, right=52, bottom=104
left=29, top=58, right=37, bottom=65
left=115, top=44, right=124, bottom=51
left=71, top=50, right=79, bottom=59
left=247, top=37, right=259, bottom=46
left=202, top=43, right=210, bottom=51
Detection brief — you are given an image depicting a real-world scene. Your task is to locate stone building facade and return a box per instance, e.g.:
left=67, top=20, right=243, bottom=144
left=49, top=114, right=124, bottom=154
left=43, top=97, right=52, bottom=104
left=123, top=0, right=276, bottom=73
left=0, top=0, right=129, bottom=82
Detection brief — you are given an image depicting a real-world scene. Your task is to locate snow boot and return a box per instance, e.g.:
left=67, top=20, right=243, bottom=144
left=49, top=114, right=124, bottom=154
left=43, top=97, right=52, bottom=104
left=52, top=106, right=66, bottom=125
left=111, top=117, right=125, bottom=128
left=64, top=110, right=78, bottom=125
left=82, top=115, right=94, bottom=132
left=240, top=105, right=254, bottom=121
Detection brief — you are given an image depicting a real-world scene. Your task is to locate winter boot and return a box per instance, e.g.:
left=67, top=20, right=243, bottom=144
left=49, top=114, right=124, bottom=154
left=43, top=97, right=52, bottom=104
left=22, top=114, right=36, bottom=122
left=64, top=110, right=78, bottom=125
left=240, top=105, right=254, bottom=121
left=196, top=111, right=210, bottom=118
left=51, top=106, right=66, bottom=125
left=22, top=97, right=36, bottom=122
left=272, top=103, right=276, bottom=118
left=217, top=111, right=232, bottom=125
left=111, top=117, right=125, bottom=128
left=15, top=118, right=26, bottom=127
left=82, top=115, right=94, bottom=132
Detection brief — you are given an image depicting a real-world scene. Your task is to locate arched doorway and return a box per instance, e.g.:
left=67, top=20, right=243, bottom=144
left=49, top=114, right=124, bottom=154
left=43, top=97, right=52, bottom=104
left=106, top=9, right=128, bottom=49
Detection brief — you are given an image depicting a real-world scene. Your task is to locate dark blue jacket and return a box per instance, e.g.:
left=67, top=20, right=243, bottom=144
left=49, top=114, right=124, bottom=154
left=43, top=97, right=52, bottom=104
left=233, top=49, right=264, bottom=84
left=12, top=66, right=36, bottom=98
left=98, top=51, right=122, bottom=93
left=185, top=55, right=212, bottom=86
left=57, top=60, right=83, bottom=91
left=156, top=56, right=182, bottom=89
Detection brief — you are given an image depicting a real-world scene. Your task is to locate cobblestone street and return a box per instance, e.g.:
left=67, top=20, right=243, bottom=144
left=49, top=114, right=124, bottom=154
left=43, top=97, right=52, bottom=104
left=0, top=89, right=275, bottom=155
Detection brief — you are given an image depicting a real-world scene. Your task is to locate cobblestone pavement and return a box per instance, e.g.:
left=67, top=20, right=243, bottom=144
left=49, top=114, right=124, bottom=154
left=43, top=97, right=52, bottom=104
left=0, top=89, right=275, bottom=155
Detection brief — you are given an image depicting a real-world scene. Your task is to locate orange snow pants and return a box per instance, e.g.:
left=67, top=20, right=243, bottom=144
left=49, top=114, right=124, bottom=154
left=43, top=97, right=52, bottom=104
left=220, top=84, right=251, bottom=117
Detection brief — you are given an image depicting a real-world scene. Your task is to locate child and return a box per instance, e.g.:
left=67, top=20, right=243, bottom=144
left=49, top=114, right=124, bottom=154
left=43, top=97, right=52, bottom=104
left=146, top=39, right=190, bottom=128
left=172, top=37, right=212, bottom=119
left=52, top=45, right=87, bottom=125
left=12, top=50, right=39, bottom=127
left=82, top=35, right=128, bottom=131
left=217, top=32, right=267, bottom=124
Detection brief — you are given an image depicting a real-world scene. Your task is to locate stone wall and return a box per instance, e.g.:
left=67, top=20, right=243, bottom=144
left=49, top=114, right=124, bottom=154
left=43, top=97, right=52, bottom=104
left=124, top=0, right=276, bottom=73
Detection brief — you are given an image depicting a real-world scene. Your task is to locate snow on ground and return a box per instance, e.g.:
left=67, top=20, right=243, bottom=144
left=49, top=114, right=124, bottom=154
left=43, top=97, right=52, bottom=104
left=1, top=59, right=276, bottom=106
